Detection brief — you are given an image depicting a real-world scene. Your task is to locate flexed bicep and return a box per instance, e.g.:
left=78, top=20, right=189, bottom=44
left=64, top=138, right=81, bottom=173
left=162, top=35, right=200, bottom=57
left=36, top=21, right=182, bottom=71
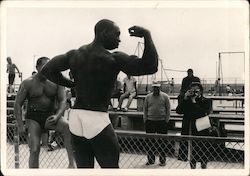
left=114, top=51, right=157, bottom=76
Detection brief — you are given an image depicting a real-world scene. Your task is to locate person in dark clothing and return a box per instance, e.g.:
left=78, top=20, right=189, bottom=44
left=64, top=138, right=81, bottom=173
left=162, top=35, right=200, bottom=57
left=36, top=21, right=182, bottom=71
left=69, top=71, right=76, bottom=98
left=109, top=79, right=123, bottom=109
left=177, top=69, right=200, bottom=107
left=176, top=82, right=212, bottom=169
left=180, top=69, right=200, bottom=95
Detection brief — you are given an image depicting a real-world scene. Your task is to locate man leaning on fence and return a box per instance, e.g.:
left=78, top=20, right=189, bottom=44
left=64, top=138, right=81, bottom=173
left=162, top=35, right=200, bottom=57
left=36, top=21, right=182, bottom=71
left=143, top=81, right=171, bottom=166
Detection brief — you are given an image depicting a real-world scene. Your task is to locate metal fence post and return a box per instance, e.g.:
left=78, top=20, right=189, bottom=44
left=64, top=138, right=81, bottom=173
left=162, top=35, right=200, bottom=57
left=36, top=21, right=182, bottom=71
left=14, top=122, right=20, bottom=168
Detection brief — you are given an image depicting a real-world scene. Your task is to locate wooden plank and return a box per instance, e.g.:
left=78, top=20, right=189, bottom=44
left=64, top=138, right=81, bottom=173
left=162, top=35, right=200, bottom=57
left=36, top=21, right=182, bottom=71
left=136, top=95, right=244, bottom=101
left=220, top=119, right=244, bottom=125
left=213, top=108, right=244, bottom=113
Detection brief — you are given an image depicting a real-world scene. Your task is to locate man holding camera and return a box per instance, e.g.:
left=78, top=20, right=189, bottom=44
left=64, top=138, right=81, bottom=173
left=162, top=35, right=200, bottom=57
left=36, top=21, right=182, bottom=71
left=176, top=82, right=212, bottom=169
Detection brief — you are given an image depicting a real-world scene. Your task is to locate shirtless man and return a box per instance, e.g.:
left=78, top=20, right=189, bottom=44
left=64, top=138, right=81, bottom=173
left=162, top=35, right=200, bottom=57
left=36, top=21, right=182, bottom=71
left=14, top=57, right=75, bottom=168
left=41, top=19, right=158, bottom=168
left=7, top=57, right=21, bottom=94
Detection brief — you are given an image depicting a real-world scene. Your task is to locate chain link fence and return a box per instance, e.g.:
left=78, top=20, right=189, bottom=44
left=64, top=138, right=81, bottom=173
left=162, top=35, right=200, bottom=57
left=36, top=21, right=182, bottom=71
left=6, top=123, right=244, bottom=169
left=117, top=131, right=244, bottom=169
left=7, top=122, right=69, bottom=168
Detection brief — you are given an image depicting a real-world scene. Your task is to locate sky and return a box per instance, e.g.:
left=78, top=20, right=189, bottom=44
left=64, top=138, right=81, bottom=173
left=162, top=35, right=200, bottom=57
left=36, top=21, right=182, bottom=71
left=3, top=1, right=248, bottom=84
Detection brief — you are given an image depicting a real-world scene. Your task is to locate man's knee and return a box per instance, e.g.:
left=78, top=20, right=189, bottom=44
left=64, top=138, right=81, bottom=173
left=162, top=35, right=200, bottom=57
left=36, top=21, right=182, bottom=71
left=56, top=118, right=69, bottom=134
left=129, top=95, right=135, bottom=99
left=119, top=94, right=126, bottom=100
left=29, top=143, right=40, bottom=155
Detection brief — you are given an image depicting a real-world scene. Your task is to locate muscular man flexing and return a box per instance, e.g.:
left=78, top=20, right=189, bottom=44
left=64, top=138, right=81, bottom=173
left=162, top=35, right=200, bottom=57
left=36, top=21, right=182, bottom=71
left=41, top=19, right=158, bottom=168
left=14, top=57, right=75, bottom=168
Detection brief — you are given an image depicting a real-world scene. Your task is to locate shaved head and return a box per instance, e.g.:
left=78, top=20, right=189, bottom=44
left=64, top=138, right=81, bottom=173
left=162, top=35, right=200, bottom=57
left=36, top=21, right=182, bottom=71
left=94, top=19, right=120, bottom=50
left=94, top=19, right=115, bottom=36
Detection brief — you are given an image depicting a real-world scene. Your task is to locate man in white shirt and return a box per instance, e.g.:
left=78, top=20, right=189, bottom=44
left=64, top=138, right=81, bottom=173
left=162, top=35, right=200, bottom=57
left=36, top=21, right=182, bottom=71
left=117, top=75, right=137, bottom=111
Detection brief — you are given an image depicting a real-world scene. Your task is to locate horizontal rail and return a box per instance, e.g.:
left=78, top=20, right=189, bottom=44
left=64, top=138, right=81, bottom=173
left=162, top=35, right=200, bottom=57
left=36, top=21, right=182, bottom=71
left=109, top=111, right=244, bottom=120
left=7, top=94, right=244, bottom=101
left=115, top=129, right=244, bottom=142
left=7, top=105, right=243, bottom=114
left=136, top=95, right=244, bottom=101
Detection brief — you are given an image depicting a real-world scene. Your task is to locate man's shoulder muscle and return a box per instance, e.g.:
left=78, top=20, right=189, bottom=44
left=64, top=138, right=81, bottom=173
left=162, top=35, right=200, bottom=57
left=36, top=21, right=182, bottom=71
left=16, top=78, right=33, bottom=99
left=21, top=77, right=33, bottom=89
left=146, top=93, right=153, bottom=98
left=68, top=46, right=89, bottom=67
left=161, top=92, right=169, bottom=100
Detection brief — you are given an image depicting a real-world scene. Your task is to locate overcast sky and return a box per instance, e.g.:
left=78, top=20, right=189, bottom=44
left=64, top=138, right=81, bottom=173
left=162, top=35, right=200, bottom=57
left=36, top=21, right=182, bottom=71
left=4, top=1, right=248, bottom=84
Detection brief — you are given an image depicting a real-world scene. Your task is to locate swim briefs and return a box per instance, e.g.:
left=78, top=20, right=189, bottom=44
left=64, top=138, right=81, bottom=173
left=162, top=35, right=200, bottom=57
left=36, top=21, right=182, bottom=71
left=68, top=109, right=111, bottom=139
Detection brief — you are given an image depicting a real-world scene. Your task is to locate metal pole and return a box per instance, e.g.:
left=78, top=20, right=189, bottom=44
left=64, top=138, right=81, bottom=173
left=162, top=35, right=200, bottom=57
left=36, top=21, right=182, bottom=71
left=14, top=122, right=20, bottom=168
left=218, top=53, right=222, bottom=96
left=216, top=61, right=218, bottom=80
left=146, top=75, right=148, bottom=92
left=33, top=55, right=37, bottom=71
left=160, top=59, right=163, bottom=83
left=218, top=51, right=245, bottom=95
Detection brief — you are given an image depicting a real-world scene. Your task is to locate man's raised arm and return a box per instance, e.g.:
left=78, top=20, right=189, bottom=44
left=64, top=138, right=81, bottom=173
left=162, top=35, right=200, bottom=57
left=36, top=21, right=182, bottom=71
left=41, top=51, right=75, bottom=88
left=115, top=26, right=158, bottom=76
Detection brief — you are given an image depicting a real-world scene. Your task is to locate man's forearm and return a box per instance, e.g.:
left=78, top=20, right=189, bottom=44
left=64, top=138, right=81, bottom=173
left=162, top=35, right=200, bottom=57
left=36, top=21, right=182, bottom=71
left=55, top=101, right=66, bottom=120
left=16, top=68, right=20, bottom=74
left=142, top=31, right=158, bottom=72
left=51, top=72, right=74, bottom=88
left=41, top=53, right=74, bottom=88
left=42, top=69, right=74, bottom=88
left=14, top=104, right=24, bottom=127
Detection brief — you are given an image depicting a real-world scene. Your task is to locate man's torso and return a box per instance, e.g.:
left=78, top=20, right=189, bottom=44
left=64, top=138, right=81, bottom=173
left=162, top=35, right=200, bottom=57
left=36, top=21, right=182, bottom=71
left=68, top=45, right=120, bottom=111
left=26, top=76, right=58, bottom=112
left=146, top=92, right=169, bottom=117
left=182, top=76, right=200, bottom=92
left=124, top=77, right=135, bottom=93
left=7, top=64, right=16, bottom=74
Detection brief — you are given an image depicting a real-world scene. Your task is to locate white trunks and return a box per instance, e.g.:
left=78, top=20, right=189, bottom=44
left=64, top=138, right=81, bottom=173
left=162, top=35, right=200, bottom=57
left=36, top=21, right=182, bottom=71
left=68, top=109, right=111, bottom=139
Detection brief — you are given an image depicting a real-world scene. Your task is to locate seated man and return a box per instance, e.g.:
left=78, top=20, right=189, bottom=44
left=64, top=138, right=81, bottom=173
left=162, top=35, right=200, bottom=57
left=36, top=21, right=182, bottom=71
left=14, top=57, right=75, bottom=168
left=117, top=75, right=137, bottom=111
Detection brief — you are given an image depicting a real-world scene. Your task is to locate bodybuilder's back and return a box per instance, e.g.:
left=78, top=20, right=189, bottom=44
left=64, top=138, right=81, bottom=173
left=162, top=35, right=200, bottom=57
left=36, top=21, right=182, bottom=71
left=69, top=45, right=119, bottom=111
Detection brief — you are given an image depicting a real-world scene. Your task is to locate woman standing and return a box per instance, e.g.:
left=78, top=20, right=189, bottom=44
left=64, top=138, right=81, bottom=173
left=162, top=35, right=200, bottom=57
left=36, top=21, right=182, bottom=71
left=176, top=82, right=212, bottom=169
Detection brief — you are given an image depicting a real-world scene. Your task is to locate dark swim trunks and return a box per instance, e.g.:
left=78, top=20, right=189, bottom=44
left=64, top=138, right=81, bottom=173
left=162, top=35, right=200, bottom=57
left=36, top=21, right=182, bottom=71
left=8, top=74, right=15, bottom=85
left=26, top=110, right=53, bottom=129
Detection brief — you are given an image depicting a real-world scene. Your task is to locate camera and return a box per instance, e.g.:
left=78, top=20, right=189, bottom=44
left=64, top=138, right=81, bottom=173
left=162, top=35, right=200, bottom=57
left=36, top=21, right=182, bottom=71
left=188, top=89, right=199, bottom=97
left=187, top=89, right=193, bottom=96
